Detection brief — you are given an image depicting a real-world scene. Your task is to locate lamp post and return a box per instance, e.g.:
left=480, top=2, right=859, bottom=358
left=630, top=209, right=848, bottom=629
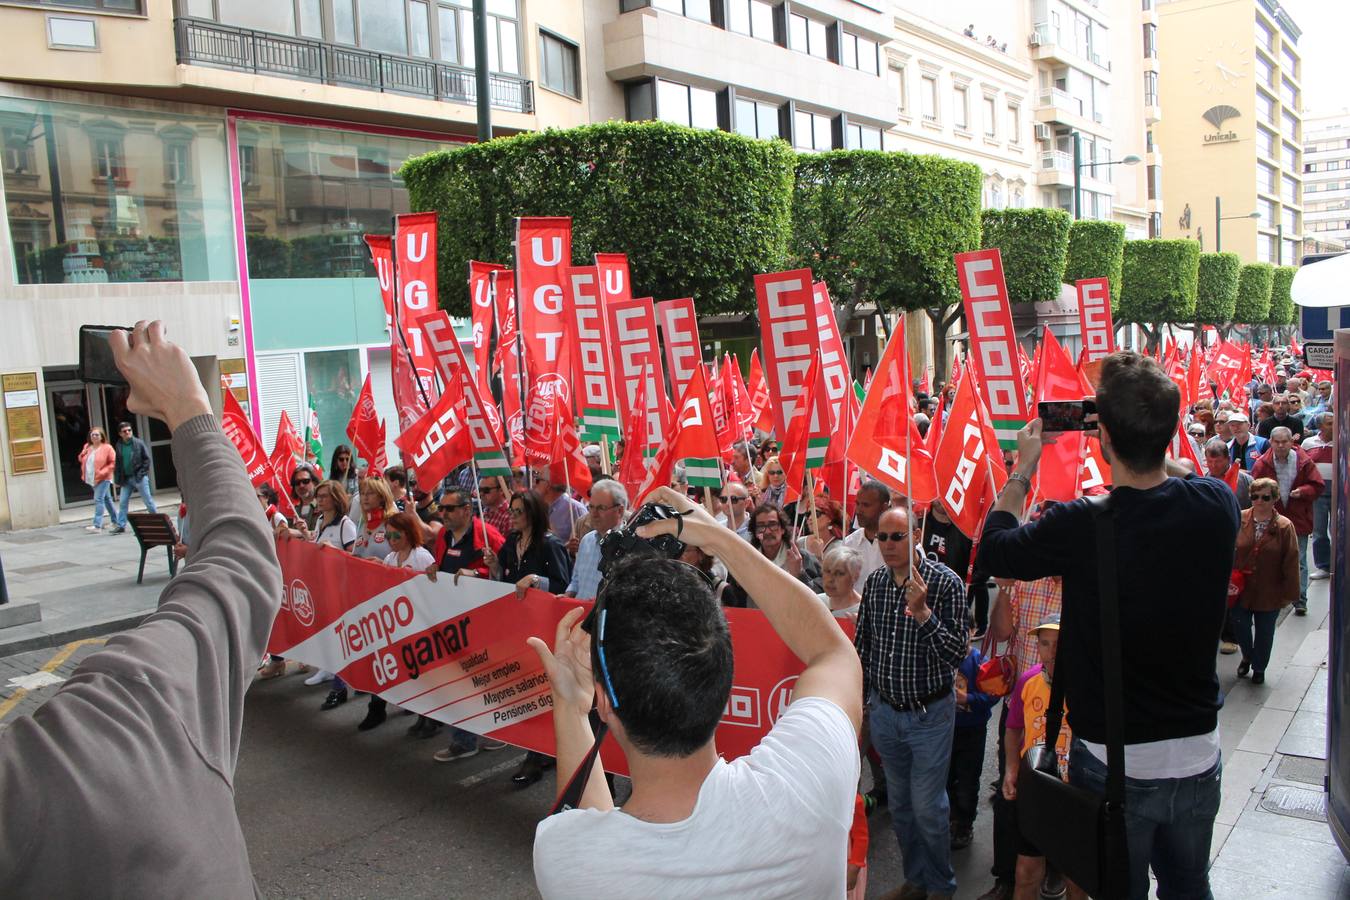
left=1072, top=131, right=1141, bottom=219
left=1214, top=196, right=1261, bottom=253
left=473, top=0, right=491, bottom=142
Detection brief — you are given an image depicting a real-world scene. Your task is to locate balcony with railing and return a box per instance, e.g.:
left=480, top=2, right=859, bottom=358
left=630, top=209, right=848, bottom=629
left=174, top=17, right=534, bottom=114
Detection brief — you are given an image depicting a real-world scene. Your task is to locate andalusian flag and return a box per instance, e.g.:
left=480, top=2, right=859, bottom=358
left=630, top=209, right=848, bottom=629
left=304, top=396, right=324, bottom=468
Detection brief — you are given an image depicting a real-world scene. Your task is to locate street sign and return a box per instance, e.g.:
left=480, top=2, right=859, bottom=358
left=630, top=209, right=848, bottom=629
left=1299, top=305, right=1350, bottom=342
left=1304, top=341, right=1335, bottom=370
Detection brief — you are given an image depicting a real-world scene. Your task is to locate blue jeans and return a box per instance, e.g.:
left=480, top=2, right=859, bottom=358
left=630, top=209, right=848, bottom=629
left=1230, top=606, right=1280, bottom=673
left=446, top=725, right=479, bottom=751
left=92, top=480, right=117, bottom=528
left=1296, top=533, right=1309, bottom=605
left=115, top=475, right=157, bottom=527
left=1068, top=739, right=1222, bottom=900
left=868, top=691, right=957, bottom=894
left=1312, top=494, right=1331, bottom=572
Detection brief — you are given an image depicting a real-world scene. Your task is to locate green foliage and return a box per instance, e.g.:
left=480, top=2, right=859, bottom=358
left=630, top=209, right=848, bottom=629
left=400, top=121, right=795, bottom=316
left=1233, top=262, right=1275, bottom=324
left=1062, top=219, right=1126, bottom=305
left=1118, top=239, right=1201, bottom=323
left=979, top=208, right=1072, bottom=303
left=790, top=150, right=982, bottom=312
left=1268, top=266, right=1297, bottom=325
left=1192, top=253, right=1241, bottom=324
left=245, top=235, right=293, bottom=279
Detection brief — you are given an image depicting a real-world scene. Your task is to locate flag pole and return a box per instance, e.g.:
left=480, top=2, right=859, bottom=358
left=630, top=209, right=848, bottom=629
left=471, top=459, right=490, bottom=550
left=806, top=472, right=820, bottom=551
left=601, top=434, right=612, bottom=476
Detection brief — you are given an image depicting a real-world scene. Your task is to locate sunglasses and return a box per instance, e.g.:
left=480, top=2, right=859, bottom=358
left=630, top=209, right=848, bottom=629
left=766, top=470, right=784, bottom=477
left=385, top=529, right=403, bottom=540
left=441, top=503, right=469, bottom=512
left=1251, top=493, right=1276, bottom=502
left=753, top=522, right=783, bottom=534
left=293, top=478, right=313, bottom=486
left=728, top=495, right=748, bottom=503
left=481, top=485, right=499, bottom=493
left=875, top=531, right=911, bottom=542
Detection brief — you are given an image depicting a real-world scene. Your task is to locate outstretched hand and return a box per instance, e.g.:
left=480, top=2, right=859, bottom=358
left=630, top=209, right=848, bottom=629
left=527, top=607, right=595, bottom=714
left=109, top=321, right=212, bottom=431
left=633, top=486, right=724, bottom=549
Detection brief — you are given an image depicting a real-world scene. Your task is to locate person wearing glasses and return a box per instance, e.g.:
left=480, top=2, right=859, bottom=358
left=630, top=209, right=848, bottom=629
left=110, top=421, right=157, bottom=534
left=328, top=445, right=359, bottom=497
left=563, top=479, right=627, bottom=602
left=529, top=485, right=862, bottom=898
left=723, top=479, right=753, bottom=538
left=855, top=506, right=970, bottom=899
left=1251, top=425, right=1324, bottom=616
left=757, top=456, right=787, bottom=509
left=478, top=476, right=513, bottom=538
left=484, top=490, right=573, bottom=787
left=1302, top=412, right=1335, bottom=581
left=287, top=462, right=322, bottom=530
left=724, top=504, right=820, bottom=607
left=79, top=426, right=117, bottom=533
left=1230, top=477, right=1300, bottom=685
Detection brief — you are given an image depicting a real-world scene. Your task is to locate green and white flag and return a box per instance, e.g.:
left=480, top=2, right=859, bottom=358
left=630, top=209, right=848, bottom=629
left=304, top=396, right=324, bottom=467
left=683, top=456, right=722, bottom=488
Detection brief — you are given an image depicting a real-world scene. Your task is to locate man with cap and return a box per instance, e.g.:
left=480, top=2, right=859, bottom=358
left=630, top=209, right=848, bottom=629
left=1226, top=413, right=1267, bottom=472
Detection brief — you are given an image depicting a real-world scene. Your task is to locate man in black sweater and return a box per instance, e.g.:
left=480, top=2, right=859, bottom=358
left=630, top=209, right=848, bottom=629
left=976, top=351, right=1238, bottom=900
left=1256, top=393, right=1305, bottom=441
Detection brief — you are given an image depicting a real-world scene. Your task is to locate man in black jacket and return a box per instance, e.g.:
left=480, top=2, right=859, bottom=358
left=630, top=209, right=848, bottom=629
left=976, top=351, right=1238, bottom=900
left=111, top=421, right=157, bottom=533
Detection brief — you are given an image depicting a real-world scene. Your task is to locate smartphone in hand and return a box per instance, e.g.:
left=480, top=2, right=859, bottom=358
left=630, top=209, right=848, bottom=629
left=79, top=325, right=132, bottom=385
left=1037, top=399, right=1097, bottom=432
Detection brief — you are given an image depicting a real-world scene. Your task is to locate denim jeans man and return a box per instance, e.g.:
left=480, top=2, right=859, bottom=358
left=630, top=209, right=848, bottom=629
left=112, top=422, right=156, bottom=532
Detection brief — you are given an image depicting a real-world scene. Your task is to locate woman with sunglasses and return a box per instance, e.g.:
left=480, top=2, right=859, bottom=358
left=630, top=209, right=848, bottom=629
left=79, top=426, right=117, bottom=533
left=1230, top=477, right=1300, bottom=685
left=328, top=444, right=360, bottom=497
left=757, top=456, right=788, bottom=509
left=484, top=490, right=572, bottom=786
left=799, top=494, right=844, bottom=560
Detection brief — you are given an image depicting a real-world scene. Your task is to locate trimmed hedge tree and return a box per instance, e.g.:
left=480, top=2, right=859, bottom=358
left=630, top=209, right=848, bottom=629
left=1268, top=265, right=1297, bottom=326
left=790, top=150, right=982, bottom=379
left=1233, top=262, right=1275, bottom=325
left=1119, top=239, right=1201, bottom=350
left=980, top=208, right=1073, bottom=303
left=401, top=121, right=795, bottom=316
left=1062, top=219, right=1126, bottom=306
left=1193, top=252, right=1241, bottom=325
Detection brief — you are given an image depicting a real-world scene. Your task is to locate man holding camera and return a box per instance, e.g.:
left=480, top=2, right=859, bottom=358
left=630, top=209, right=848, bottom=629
left=976, top=351, right=1239, bottom=900
left=529, top=486, right=862, bottom=897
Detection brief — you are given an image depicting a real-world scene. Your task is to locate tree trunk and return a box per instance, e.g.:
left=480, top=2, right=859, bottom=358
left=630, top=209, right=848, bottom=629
left=924, top=304, right=964, bottom=389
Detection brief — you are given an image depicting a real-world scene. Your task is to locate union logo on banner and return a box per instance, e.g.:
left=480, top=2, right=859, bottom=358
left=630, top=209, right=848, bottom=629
left=288, top=578, right=316, bottom=627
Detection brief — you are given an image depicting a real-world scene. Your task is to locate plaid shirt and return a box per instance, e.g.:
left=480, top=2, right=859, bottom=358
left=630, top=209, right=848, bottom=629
left=481, top=500, right=512, bottom=539
left=1008, top=577, right=1063, bottom=677
left=566, top=529, right=605, bottom=600
left=855, top=557, right=970, bottom=706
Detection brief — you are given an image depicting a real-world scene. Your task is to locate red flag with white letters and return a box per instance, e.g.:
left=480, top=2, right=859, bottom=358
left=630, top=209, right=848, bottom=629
left=1075, top=277, right=1115, bottom=363
left=933, top=370, right=999, bottom=539
left=565, top=265, right=621, bottom=440
left=468, top=260, right=507, bottom=397
left=846, top=319, right=936, bottom=502
left=606, top=295, right=671, bottom=456
left=747, top=349, right=775, bottom=434
left=493, top=269, right=526, bottom=466
left=223, top=389, right=295, bottom=519
left=363, top=234, right=395, bottom=332
left=345, top=374, right=382, bottom=469
left=516, top=217, right=574, bottom=467
left=269, top=410, right=304, bottom=493
left=393, top=386, right=473, bottom=490
left=957, top=249, right=1031, bottom=449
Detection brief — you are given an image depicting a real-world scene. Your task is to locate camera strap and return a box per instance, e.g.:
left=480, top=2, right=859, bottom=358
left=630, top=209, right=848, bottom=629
left=549, top=719, right=609, bottom=816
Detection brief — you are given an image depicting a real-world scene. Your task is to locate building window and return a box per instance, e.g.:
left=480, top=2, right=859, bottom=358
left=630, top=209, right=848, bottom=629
left=1259, top=197, right=1276, bottom=227
left=1330, top=160, right=1342, bottom=171
left=1257, top=126, right=1276, bottom=159
left=845, top=122, right=882, bottom=150
left=1258, top=161, right=1277, bottom=194
left=1284, top=141, right=1301, bottom=170
left=1282, top=109, right=1299, bottom=143
left=793, top=109, right=834, bottom=152
left=983, top=95, right=997, bottom=137
left=1149, top=211, right=1162, bottom=238
left=921, top=74, right=938, bottom=122
left=734, top=97, right=782, bottom=140
left=727, top=0, right=775, bottom=41
left=34, top=0, right=142, bottom=9
left=0, top=97, right=235, bottom=285
left=1142, top=22, right=1156, bottom=59
left=1256, top=17, right=1274, bottom=52
left=651, top=0, right=712, bottom=22
left=1281, top=44, right=1297, bottom=78
left=538, top=30, right=580, bottom=99
left=953, top=85, right=969, bottom=131
left=1257, top=54, right=1274, bottom=87
left=1257, top=232, right=1275, bottom=262
left=788, top=13, right=828, bottom=60
left=1147, top=164, right=1160, bottom=201
left=1282, top=206, right=1297, bottom=231
left=657, top=80, right=719, bottom=129
left=1007, top=103, right=1020, bottom=144
left=1281, top=78, right=1298, bottom=108
left=238, top=143, right=258, bottom=186
left=1143, top=70, right=1158, bottom=107
left=840, top=31, right=878, bottom=75
left=893, top=65, right=908, bottom=115
left=1257, top=91, right=1276, bottom=125
left=1282, top=174, right=1299, bottom=205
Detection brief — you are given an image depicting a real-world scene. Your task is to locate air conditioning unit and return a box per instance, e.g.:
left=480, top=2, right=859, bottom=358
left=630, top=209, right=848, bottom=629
left=1035, top=123, right=1052, bottom=142
left=1028, top=33, right=1042, bottom=47
left=1093, top=112, right=1104, bottom=124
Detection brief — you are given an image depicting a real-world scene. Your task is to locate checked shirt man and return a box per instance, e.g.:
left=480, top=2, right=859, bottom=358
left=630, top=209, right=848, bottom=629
left=854, top=506, right=970, bottom=899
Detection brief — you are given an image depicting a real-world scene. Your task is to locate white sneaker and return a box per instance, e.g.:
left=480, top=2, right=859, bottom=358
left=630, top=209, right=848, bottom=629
left=481, top=739, right=508, bottom=751
left=1310, top=569, right=1330, bottom=581
left=85, top=525, right=101, bottom=533
left=303, top=670, right=334, bottom=686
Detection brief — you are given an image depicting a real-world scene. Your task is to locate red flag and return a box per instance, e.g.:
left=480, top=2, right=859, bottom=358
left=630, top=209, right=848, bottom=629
left=392, top=213, right=440, bottom=402
left=956, top=249, right=1031, bottom=449
left=671, top=363, right=723, bottom=484
left=565, top=265, right=621, bottom=440
left=812, top=282, right=854, bottom=442
left=394, top=387, right=473, bottom=489
left=779, top=353, right=822, bottom=504
left=1076, top=277, right=1115, bottom=363
left=1290, top=336, right=1301, bottom=357
left=1169, top=418, right=1205, bottom=475
left=607, top=296, right=671, bottom=455
left=756, top=270, right=829, bottom=442
left=516, top=217, right=575, bottom=467
left=418, top=311, right=511, bottom=475
left=372, top=420, right=388, bottom=478
left=617, top=357, right=653, bottom=502
left=747, top=348, right=775, bottom=434
left=933, top=370, right=999, bottom=539
left=708, top=361, right=737, bottom=461
left=468, top=260, right=507, bottom=397
left=222, top=389, right=295, bottom=519
left=949, top=351, right=962, bottom=387
left=345, top=374, right=382, bottom=468
left=1208, top=340, right=1247, bottom=396
left=493, top=269, right=526, bottom=465
left=547, top=414, right=593, bottom=497
left=723, top=353, right=756, bottom=439
left=1033, top=327, right=1089, bottom=503
left=269, top=410, right=304, bottom=494
left=363, top=234, right=395, bottom=332
left=846, top=320, right=937, bottom=502
left=656, top=298, right=702, bottom=401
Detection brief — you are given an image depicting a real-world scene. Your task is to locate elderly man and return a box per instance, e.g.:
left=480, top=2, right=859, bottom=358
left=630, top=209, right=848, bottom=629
left=1249, top=384, right=1275, bottom=420
left=842, top=480, right=891, bottom=591
left=1302, top=412, right=1334, bottom=580
left=1306, top=381, right=1334, bottom=418
left=723, top=478, right=753, bottom=538
left=532, top=472, right=588, bottom=543
left=1252, top=426, right=1325, bottom=615
left=1257, top=393, right=1306, bottom=441
left=564, top=479, right=627, bottom=601
left=1227, top=413, right=1268, bottom=471
left=1205, top=439, right=1253, bottom=511
left=1214, top=410, right=1233, bottom=443
left=856, top=506, right=969, bottom=900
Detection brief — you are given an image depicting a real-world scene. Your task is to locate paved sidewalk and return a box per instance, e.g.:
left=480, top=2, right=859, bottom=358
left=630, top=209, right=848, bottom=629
left=0, top=518, right=175, bottom=655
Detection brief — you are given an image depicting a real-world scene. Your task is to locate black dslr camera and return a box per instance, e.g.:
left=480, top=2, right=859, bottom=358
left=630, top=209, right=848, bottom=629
left=597, top=502, right=686, bottom=579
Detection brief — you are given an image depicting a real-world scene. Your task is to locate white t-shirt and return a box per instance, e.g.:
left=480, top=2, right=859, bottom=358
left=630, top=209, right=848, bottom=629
left=384, top=546, right=435, bottom=570
left=841, top=528, right=885, bottom=593
left=312, top=516, right=357, bottom=549
left=533, top=696, right=858, bottom=900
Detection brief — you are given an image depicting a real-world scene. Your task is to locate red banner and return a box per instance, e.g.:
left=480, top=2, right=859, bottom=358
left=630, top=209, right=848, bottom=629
left=363, top=234, right=395, bottom=331
left=933, top=370, right=1000, bottom=539
left=267, top=539, right=841, bottom=775
left=747, top=349, right=775, bottom=434
left=392, top=213, right=440, bottom=402
left=493, top=269, right=526, bottom=465
left=468, top=260, right=507, bottom=395
left=755, top=270, right=822, bottom=439
left=812, top=282, right=853, bottom=436
left=607, top=296, right=670, bottom=454
left=268, top=410, right=304, bottom=498
left=393, top=382, right=472, bottom=488
left=656, top=297, right=702, bottom=401
left=418, top=312, right=511, bottom=476
left=516, top=217, right=574, bottom=466
left=565, top=265, right=621, bottom=440
left=956, top=249, right=1029, bottom=449
left=1208, top=340, right=1247, bottom=396
left=346, top=374, right=382, bottom=469
left=222, top=389, right=295, bottom=519
left=1075, top=277, right=1115, bottom=363
left=594, top=252, right=634, bottom=304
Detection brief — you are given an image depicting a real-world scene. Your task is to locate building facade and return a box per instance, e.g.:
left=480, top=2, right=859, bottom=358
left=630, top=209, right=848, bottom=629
left=1301, top=109, right=1350, bottom=254
left=1155, top=0, right=1302, bottom=266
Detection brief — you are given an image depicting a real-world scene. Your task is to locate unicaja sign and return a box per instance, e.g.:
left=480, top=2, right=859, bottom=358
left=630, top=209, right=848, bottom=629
left=1202, top=105, right=1239, bottom=144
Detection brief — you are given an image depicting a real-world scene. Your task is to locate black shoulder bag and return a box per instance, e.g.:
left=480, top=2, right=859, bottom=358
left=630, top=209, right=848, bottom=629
left=1015, top=494, right=1130, bottom=898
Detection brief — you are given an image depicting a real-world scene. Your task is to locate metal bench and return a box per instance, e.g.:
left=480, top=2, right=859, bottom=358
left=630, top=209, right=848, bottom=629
left=127, top=512, right=180, bottom=584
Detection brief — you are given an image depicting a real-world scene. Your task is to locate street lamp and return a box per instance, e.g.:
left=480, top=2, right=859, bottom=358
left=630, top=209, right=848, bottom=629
left=1214, top=195, right=1260, bottom=253
left=1072, top=132, right=1141, bottom=219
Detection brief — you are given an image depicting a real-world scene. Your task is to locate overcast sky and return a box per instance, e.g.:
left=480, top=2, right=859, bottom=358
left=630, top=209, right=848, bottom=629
left=1277, top=0, right=1344, bottom=114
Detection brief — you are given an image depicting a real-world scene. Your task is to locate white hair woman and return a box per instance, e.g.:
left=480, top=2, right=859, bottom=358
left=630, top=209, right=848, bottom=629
left=818, top=544, right=863, bottom=620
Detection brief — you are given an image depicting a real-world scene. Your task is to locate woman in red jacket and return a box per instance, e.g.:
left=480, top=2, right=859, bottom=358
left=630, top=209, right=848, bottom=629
left=1231, top=477, right=1301, bottom=685
left=78, top=427, right=117, bottom=533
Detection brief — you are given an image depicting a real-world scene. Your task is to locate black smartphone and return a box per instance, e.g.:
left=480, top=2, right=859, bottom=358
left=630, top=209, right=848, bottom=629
left=78, top=325, right=131, bottom=385
left=1037, top=399, right=1097, bottom=432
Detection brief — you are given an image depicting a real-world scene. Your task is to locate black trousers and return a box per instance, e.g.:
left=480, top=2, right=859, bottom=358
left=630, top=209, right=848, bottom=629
left=947, top=722, right=988, bottom=827
left=991, top=701, right=1018, bottom=882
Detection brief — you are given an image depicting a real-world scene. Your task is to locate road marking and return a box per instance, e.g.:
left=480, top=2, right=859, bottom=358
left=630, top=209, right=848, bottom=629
left=0, top=638, right=106, bottom=722
left=455, top=756, right=525, bottom=789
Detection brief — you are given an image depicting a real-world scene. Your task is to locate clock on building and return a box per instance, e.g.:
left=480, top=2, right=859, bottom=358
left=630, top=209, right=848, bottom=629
left=1192, top=42, right=1250, bottom=96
